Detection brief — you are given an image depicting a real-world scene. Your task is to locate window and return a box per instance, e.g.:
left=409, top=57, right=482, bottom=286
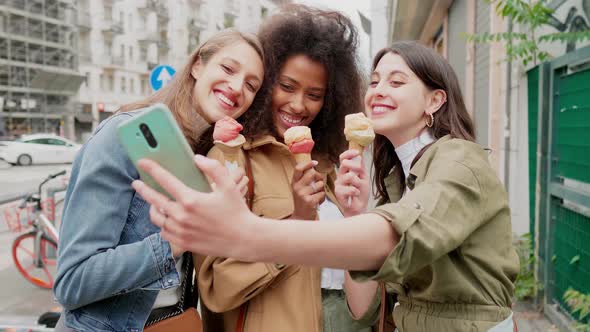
left=129, top=46, right=133, bottom=61
left=261, top=7, right=268, bottom=19
left=99, top=74, right=105, bottom=90
left=26, top=138, right=51, bottom=145
left=104, top=6, right=112, bottom=20
left=120, top=44, right=125, bottom=57
left=128, top=13, right=133, bottom=31
left=84, top=72, right=90, bottom=87
left=47, top=138, right=67, bottom=146
left=108, top=74, right=114, bottom=92
left=121, top=77, right=126, bottom=93
left=105, top=41, right=112, bottom=56
left=140, top=47, right=147, bottom=61
left=130, top=78, right=135, bottom=94
left=224, top=13, right=235, bottom=28
left=141, top=78, right=147, bottom=95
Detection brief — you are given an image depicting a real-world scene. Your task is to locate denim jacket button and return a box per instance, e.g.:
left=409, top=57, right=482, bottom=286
left=414, top=202, right=421, bottom=210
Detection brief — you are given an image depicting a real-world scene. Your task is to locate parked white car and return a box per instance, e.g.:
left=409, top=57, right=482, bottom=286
left=0, top=134, right=81, bottom=166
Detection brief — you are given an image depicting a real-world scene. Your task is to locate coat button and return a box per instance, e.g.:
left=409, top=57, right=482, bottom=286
left=413, top=202, right=421, bottom=209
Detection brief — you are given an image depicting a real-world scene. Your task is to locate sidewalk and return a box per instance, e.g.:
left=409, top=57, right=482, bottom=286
left=513, top=301, right=560, bottom=332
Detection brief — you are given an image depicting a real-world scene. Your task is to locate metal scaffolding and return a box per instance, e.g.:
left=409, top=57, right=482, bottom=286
left=0, top=0, right=84, bottom=138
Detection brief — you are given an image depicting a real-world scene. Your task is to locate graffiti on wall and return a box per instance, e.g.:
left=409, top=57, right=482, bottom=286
left=547, top=0, right=590, bottom=52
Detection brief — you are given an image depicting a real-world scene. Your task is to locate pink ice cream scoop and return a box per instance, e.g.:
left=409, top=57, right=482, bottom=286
left=289, top=139, right=315, bottom=154
left=213, top=116, right=243, bottom=143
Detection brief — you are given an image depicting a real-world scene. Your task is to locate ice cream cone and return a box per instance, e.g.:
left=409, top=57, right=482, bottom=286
left=294, top=153, right=312, bottom=164
left=349, top=141, right=365, bottom=154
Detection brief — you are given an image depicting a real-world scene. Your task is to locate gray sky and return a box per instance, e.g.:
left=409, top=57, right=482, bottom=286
left=294, top=0, right=372, bottom=72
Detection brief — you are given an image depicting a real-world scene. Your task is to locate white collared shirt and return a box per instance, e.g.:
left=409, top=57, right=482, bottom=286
left=318, top=198, right=345, bottom=289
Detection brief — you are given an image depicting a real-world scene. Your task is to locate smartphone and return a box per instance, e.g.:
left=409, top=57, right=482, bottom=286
left=117, top=103, right=212, bottom=198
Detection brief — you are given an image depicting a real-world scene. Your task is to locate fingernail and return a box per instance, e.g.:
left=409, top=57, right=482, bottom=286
left=312, top=160, right=319, bottom=166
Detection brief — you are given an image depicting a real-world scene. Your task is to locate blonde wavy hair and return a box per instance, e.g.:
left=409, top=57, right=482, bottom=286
left=117, top=29, right=264, bottom=151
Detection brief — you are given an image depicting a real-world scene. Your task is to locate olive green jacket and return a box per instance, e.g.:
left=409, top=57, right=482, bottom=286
left=352, top=136, right=520, bottom=331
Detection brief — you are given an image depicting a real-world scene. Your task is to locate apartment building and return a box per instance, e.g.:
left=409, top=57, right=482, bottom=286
left=76, top=0, right=287, bottom=142
left=0, top=0, right=287, bottom=141
left=0, top=0, right=84, bottom=139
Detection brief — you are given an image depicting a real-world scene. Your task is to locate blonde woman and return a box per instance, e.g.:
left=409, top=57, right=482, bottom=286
left=53, top=30, right=264, bottom=331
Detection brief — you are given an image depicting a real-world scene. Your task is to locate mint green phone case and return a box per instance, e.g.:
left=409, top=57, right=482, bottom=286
left=117, top=103, right=211, bottom=198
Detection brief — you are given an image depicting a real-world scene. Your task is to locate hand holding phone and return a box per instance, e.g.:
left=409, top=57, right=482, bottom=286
left=117, top=104, right=212, bottom=198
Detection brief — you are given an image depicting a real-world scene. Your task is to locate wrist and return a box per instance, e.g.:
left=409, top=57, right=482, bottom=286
left=291, top=209, right=317, bottom=221
left=343, top=207, right=366, bottom=218
left=238, top=213, right=263, bottom=262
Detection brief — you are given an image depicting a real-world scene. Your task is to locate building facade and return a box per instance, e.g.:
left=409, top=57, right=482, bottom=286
left=370, top=0, right=590, bottom=237
left=0, top=0, right=84, bottom=140
left=76, top=0, right=286, bottom=142
left=0, top=0, right=286, bottom=142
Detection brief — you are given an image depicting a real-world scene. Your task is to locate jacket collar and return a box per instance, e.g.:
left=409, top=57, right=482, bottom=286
left=383, top=135, right=453, bottom=199
left=244, top=135, right=334, bottom=174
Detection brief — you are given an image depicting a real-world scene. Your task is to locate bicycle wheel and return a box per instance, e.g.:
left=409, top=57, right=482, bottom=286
left=12, top=231, right=58, bottom=289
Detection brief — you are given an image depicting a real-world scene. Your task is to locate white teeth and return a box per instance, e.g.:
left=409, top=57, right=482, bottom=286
left=280, top=112, right=304, bottom=125
left=216, top=92, right=235, bottom=107
left=372, top=106, right=391, bottom=114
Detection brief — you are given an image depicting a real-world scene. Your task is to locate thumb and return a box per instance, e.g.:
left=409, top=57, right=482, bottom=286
left=194, top=155, right=231, bottom=191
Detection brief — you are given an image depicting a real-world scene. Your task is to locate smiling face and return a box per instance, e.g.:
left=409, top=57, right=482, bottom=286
left=365, top=52, right=445, bottom=147
left=271, top=55, right=327, bottom=139
left=191, top=41, right=264, bottom=123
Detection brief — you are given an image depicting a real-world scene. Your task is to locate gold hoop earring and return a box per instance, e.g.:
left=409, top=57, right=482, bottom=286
left=425, top=113, right=434, bottom=128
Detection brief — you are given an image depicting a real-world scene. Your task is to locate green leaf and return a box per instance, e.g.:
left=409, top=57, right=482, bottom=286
left=570, top=255, right=581, bottom=265
left=552, top=255, right=557, bottom=262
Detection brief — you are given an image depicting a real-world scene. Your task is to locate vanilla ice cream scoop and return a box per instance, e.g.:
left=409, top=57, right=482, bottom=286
left=344, top=113, right=375, bottom=151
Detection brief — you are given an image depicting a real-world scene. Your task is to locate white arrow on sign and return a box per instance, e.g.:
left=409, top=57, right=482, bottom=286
left=156, top=67, right=173, bottom=87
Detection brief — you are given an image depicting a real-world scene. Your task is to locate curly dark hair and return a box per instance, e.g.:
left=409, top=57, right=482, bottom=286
left=240, top=4, right=364, bottom=165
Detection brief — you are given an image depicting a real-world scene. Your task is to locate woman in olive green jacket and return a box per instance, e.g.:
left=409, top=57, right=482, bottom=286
left=132, top=41, right=520, bottom=332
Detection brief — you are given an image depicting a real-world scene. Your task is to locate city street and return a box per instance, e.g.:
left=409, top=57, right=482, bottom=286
left=0, top=162, right=70, bottom=330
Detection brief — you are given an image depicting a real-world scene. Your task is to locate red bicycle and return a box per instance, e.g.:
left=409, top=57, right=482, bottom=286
left=12, top=170, right=65, bottom=289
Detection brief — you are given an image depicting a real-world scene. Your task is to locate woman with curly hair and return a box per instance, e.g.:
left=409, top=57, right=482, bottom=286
left=196, top=5, right=371, bottom=332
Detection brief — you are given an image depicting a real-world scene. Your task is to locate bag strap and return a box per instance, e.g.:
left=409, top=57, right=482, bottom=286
left=243, top=149, right=254, bottom=210
left=378, top=282, right=386, bottom=332
left=234, top=150, right=254, bottom=332
left=235, top=304, right=248, bottom=332
left=145, top=252, right=195, bottom=327
left=178, top=251, right=195, bottom=310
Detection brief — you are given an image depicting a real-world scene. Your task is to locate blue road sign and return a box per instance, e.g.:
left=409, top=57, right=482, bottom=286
left=149, top=65, right=176, bottom=91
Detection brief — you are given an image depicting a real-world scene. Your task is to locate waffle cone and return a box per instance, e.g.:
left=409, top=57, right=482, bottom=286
left=293, top=153, right=312, bottom=164
left=348, top=141, right=365, bottom=153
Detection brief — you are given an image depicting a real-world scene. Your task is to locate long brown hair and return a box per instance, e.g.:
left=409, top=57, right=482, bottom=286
left=248, top=4, right=364, bottom=165
left=117, top=29, right=264, bottom=154
left=372, top=41, right=476, bottom=203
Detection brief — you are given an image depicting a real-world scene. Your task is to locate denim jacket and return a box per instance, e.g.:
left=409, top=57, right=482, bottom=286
left=54, top=110, right=181, bottom=332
